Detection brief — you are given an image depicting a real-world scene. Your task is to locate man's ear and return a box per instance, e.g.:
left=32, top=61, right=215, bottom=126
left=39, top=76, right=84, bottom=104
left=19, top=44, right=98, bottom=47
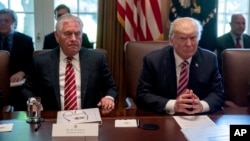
left=54, top=31, right=59, bottom=43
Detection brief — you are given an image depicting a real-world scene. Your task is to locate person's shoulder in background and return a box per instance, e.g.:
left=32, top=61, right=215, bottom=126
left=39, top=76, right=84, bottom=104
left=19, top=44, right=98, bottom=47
left=82, top=33, right=93, bottom=49
left=43, top=32, right=59, bottom=49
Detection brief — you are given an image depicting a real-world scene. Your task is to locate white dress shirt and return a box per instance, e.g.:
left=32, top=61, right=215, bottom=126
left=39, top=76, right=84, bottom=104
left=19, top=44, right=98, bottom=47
left=165, top=50, right=209, bottom=114
left=59, top=48, right=81, bottom=110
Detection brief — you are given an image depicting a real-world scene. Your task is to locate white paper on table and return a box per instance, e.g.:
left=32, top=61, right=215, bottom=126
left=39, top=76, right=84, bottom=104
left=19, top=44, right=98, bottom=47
left=56, top=108, right=102, bottom=124
left=181, top=125, right=229, bottom=141
left=115, top=119, right=138, bottom=127
left=10, top=79, right=26, bottom=87
left=173, top=115, right=216, bottom=129
left=0, top=123, right=14, bottom=132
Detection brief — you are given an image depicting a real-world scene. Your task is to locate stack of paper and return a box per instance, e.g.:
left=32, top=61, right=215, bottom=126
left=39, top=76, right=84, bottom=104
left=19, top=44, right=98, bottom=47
left=53, top=108, right=101, bottom=141
left=56, top=108, right=102, bottom=124
left=173, top=115, right=229, bottom=141
left=0, top=123, right=13, bottom=132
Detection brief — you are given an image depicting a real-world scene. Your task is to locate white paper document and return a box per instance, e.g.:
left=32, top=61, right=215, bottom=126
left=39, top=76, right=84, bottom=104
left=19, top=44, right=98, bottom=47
left=173, top=115, right=216, bottom=129
left=0, top=123, right=14, bottom=132
left=52, top=123, right=99, bottom=141
left=115, top=119, right=138, bottom=127
left=181, top=125, right=229, bottom=141
left=56, top=108, right=102, bottom=124
left=174, top=115, right=229, bottom=141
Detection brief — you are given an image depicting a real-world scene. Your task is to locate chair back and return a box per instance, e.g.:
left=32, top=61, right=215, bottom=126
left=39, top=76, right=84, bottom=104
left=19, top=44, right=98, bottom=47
left=124, top=41, right=169, bottom=105
left=0, top=50, right=10, bottom=107
left=33, top=49, right=52, bottom=56
left=222, top=49, right=250, bottom=106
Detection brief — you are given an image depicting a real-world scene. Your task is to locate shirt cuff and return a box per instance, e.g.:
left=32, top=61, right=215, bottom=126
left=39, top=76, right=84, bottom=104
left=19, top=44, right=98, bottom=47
left=164, top=100, right=210, bottom=114
left=165, top=100, right=176, bottom=115
left=104, top=96, right=114, bottom=101
left=200, top=100, right=210, bottom=113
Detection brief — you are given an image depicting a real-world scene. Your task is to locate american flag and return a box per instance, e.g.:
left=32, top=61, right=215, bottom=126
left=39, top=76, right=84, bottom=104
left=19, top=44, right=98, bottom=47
left=117, top=0, right=163, bottom=42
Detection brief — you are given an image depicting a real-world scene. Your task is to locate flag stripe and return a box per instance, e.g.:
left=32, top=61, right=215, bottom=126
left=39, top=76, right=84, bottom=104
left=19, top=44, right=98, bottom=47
left=117, top=0, right=163, bottom=42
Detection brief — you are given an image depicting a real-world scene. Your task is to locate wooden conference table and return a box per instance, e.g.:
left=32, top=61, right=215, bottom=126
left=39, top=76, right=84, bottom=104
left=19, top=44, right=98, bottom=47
left=0, top=107, right=250, bottom=141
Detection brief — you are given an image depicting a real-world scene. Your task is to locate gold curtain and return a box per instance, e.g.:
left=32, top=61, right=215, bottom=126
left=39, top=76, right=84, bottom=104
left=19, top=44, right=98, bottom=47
left=97, top=0, right=125, bottom=109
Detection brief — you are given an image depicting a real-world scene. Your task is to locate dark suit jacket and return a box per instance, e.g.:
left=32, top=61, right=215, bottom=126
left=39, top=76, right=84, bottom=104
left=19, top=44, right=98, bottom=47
left=9, top=32, right=34, bottom=75
left=216, top=32, right=250, bottom=72
left=23, top=47, right=118, bottom=110
left=43, top=32, right=93, bottom=49
left=136, top=46, right=225, bottom=114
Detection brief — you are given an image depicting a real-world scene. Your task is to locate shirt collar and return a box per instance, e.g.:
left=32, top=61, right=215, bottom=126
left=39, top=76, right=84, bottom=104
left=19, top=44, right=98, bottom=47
left=230, top=32, right=243, bottom=39
left=59, top=47, right=79, bottom=62
left=174, top=49, right=192, bottom=67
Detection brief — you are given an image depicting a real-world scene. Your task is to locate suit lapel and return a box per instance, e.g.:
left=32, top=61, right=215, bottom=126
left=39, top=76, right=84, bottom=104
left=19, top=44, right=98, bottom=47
left=163, top=47, right=177, bottom=98
left=243, top=34, right=250, bottom=48
left=225, top=33, right=235, bottom=49
left=49, top=48, right=61, bottom=109
left=188, top=49, right=200, bottom=89
left=79, top=48, right=91, bottom=108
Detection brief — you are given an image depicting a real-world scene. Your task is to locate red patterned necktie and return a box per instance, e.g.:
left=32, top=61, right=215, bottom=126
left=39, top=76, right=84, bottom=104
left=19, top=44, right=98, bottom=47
left=236, top=37, right=242, bottom=48
left=177, top=60, right=189, bottom=96
left=64, top=57, right=77, bottom=110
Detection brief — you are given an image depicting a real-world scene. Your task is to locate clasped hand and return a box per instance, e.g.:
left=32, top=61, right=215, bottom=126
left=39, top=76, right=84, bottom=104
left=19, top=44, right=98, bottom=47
left=97, top=97, right=115, bottom=114
left=174, top=89, right=203, bottom=115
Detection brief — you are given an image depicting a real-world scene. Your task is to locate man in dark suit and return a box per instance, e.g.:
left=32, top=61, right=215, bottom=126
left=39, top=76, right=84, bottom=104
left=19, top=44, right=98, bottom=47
left=136, top=17, right=224, bottom=115
left=0, top=9, right=34, bottom=111
left=43, top=4, right=93, bottom=49
left=23, top=14, right=117, bottom=112
left=216, top=14, right=250, bottom=73
left=0, top=9, right=34, bottom=82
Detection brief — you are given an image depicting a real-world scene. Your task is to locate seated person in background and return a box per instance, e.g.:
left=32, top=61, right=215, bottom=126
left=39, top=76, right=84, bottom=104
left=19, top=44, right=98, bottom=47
left=43, top=4, right=93, bottom=49
left=0, top=9, right=34, bottom=111
left=136, top=17, right=224, bottom=115
left=216, top=14, right=250, bottom=73
left=22, top=14, right=117, bottom=113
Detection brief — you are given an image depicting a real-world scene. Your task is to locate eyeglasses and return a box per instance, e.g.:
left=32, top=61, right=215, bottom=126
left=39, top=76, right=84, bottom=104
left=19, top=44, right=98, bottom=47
left=63, top=110, right=88, bottom=122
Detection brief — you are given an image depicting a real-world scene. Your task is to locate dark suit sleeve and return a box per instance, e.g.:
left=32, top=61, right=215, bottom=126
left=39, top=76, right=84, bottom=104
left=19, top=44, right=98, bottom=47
left=43, top=34, right=50, bottom=49
left=216, top=33, right=235, bottom=74
left=43, top=32, right=59, bottom=49
left=136, top=48, right=172, bottom=114
left=11, top=32, right=34, bottom=76
left=204, top=55, right=225, bottom=112
left=22, top=50, right=61, bottom=110
left=189, top=49, right=225, bottom=113
left=82, top=33, right=93, bottom=48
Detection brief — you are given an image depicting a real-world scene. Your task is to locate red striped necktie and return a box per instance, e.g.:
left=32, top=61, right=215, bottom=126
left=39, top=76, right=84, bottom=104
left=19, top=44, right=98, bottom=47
left=64, top=57, right=77, bottom=110
left=177, top=60, right=189, bottom=96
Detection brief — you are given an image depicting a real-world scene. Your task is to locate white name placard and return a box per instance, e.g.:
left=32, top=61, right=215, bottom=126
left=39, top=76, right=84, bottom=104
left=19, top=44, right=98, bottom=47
left=52, top=123, right=99, bottom=141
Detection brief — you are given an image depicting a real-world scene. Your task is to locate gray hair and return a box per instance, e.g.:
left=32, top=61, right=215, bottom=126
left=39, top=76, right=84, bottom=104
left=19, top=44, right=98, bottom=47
left=0, top=8, right=18, bottom=28
left=169, top=17, right=203, bottom=40
left=55, top=13, right=83, bottom=33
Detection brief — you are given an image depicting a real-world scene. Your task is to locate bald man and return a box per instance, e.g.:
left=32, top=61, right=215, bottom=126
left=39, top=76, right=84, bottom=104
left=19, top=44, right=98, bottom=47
left=216, top=14, right=250, bottom=73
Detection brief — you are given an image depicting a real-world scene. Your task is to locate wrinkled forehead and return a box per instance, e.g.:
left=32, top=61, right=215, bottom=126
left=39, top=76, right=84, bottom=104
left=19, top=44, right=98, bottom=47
left=175, top=21, right=198, bottom=35
left=61, top=20, right=82, bottom=31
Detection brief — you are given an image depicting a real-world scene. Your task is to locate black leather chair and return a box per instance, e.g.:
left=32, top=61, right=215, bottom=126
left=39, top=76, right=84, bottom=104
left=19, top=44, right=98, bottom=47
left=124, top=41, right=169, bottom=109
